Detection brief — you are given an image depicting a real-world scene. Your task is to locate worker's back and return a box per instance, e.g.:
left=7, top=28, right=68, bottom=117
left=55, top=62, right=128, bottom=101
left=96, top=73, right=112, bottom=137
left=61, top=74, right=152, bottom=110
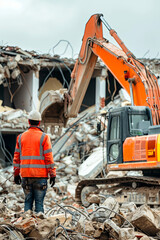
left=16, top=127, right=50, bottom=178
left=21, top=127, right=44, bottom=157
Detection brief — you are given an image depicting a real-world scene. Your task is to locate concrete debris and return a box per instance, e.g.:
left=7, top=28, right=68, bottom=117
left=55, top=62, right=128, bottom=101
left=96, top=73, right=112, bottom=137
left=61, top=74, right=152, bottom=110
left=0, top=57, right=159, bottom=239
left=81, top=122, right=92, bottom=134
left=106, top=170, right=128, bottom=179
left=106, top=170, right=143, bottom=179
left=2, top=109, right=23, bottom=121
left=0, top=101, right=29, bottom=132
left=0, top=164, right=160, bottom=239
left=78, top=147, right=107, bottom=179
left=121, top=202, right=137, bottom=213
left=104, top=219, right=136, bottom=240
left=7, top=60, right=18, bottom=70
left=119, top=88, right=131, bottom=102
left=0, top=45, right=76, bottom=72
left=0, top=45, right=77, bottom=136
left=127, top=204, right=160, bottom=236
left=28, top=218, right=59, bottom=240
left=13, top=217, right=36, bottom=234
left=87, top=194, right=100, bottom=204
left=11, top=68, right=21, bottom=79
left=100, top=197, right=119, bottom=218
left=140, top=58, right=160, bottom=79
left=119, top=227, right=136, bottom=240
left=4, top=65, right=10, bottom=78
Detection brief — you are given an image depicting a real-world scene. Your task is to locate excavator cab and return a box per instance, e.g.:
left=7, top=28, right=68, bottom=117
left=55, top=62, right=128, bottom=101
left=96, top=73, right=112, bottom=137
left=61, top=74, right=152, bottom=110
left=107, top=106, right=153, bottom=165
left=76, top=105, right=160, bottom=207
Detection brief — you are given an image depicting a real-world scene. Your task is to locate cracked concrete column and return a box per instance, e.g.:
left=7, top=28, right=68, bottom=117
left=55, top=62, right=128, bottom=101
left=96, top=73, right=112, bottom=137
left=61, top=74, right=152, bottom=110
left=14, top=70, right=39, bottom=112
left=96, top=68, right=107, bottom=112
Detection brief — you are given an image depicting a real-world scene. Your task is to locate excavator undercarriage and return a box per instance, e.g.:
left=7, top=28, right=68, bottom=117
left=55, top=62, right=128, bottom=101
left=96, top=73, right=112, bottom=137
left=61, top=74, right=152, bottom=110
left=75, top=176, right=160, bottom=207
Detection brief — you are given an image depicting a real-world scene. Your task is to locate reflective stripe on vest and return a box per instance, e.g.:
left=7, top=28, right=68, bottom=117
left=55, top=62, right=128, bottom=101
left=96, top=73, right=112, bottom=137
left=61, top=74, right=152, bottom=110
left=20, top=163, right=55, bottom=168
left=15, top=148, right=20, bottom=152
left=44, top=149, right=52, bottom=154
left=21, top=156, right=45, bottom=160
left=13, top=163, right=20, bottom=168
left=18, top=133, right=22, bottom=159
left=40, top=133, right=46, bottom=156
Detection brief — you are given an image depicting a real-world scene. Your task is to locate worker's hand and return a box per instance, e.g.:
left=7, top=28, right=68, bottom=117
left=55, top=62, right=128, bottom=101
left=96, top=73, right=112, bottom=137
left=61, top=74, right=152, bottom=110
left=14, top=175, right=21, bottom=185
left=50, top=177, right=56, bottom=187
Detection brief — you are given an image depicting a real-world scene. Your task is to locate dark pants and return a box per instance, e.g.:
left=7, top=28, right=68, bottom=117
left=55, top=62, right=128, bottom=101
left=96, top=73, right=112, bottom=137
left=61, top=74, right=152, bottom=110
left=22, top=178, right=47, bottom=213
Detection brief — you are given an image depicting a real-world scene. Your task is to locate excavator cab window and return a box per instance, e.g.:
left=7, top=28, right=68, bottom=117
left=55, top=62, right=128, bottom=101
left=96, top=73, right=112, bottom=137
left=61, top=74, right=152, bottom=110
left=108, top=115, right=120, bottom=163
left=129, top=113, right=151, bottom=136
left=110, top=116, right=120, bottom=140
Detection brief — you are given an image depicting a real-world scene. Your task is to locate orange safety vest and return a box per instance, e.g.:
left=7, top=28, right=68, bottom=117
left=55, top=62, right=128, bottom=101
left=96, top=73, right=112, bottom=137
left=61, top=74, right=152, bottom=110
left=13, top=126, right=56, bottom=178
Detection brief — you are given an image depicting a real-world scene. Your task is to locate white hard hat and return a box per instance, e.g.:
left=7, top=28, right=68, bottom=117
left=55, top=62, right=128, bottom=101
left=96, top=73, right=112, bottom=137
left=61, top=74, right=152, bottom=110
left=28, top=110, right=41, bottom=121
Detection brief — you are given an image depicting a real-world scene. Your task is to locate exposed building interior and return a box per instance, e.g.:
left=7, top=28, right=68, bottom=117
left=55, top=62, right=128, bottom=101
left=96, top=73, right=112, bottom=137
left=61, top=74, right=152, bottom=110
left=0, top=46, right=159, bottom=168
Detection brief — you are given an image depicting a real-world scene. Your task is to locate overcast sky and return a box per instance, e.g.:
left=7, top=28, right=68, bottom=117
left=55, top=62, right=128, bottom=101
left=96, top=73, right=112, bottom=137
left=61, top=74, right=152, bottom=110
left=0, top=0, right=159, bottom=59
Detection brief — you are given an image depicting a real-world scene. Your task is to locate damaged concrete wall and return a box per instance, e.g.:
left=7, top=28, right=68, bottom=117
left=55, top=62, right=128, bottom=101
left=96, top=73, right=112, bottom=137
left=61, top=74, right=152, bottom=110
left=0, top=164, right=160, bottom=240
left=14, top=70, right=39, bottom=111
left=140, top=58, right=160, bottom=78
left=0, top=45, right=159, bottom=175
left=39, top=77, right=63, bottom=100
left=0, top=45, right=159, bottom=118
left=1, top=85, right=160, bottom=239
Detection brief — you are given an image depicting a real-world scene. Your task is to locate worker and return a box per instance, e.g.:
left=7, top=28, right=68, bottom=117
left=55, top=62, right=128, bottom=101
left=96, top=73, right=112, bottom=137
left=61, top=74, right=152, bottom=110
left=13, top=110, right=56, bottom=213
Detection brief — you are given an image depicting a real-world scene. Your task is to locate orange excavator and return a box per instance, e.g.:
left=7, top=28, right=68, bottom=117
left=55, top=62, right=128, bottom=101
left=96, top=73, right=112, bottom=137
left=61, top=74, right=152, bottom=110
left=42, top=14, right=160, bottom=206
left=65, top=14, right=160, bottom=125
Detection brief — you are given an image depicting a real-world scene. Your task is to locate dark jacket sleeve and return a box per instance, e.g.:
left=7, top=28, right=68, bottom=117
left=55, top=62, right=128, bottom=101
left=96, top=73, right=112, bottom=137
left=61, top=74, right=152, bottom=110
left=13, top=135, right=20, bottom=176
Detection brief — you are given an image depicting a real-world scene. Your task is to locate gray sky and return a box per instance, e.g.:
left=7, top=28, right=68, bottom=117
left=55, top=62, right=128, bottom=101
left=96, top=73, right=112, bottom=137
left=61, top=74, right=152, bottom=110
left=0, top=0, right=159, bottom=59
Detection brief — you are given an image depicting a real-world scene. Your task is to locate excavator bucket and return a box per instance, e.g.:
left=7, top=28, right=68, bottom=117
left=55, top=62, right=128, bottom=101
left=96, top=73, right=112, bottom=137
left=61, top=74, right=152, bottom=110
left=39, top=89, right=68, bottom=127
left=39, top=14, right=103, bottom=127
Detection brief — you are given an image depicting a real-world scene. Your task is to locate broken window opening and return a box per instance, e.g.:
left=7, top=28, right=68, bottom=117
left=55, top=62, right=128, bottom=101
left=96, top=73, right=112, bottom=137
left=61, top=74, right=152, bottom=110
left=39, top=65, right=72, bottom=94
left=0, top=133, right=17, bottom=167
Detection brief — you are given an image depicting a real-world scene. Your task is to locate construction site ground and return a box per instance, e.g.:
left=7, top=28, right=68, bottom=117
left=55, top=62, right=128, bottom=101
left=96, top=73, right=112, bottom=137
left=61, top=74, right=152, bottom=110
left=0, top=89, right=160, bottom=239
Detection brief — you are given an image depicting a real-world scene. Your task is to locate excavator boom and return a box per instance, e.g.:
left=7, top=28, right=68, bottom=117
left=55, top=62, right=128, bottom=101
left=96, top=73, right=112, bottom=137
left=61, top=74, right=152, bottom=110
left=40, top=14, right=160, bottom=126
left=66, top=14, right=160, bottom=125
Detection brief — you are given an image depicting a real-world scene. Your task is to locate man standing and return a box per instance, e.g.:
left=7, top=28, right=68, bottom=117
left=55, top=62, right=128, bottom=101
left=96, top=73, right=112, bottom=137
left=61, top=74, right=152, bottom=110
left=13, top=110, right=56, bottom=213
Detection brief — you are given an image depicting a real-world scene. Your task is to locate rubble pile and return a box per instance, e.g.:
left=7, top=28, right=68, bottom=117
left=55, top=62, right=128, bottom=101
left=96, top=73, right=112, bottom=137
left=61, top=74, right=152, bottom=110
left=0, top=88, right=132, bottom=204
left=0, top=181, right=159, bottom=240
left=53, top=88, right=131, bottom=185
left=0, top=105, right=28, bottom=131
left=0, top=45, right=75, bottom=80
left=0, top=45, right=159, bottom=88
left=1, top=88, right=159, bottom=239
left=0, top=45, right=159, bottom=238
left=140, top=58, right=160, bottom=79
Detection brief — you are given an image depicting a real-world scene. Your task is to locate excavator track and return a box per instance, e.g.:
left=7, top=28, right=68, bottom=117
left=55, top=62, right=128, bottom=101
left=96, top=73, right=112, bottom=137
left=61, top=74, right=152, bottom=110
left=75, top=176, right=160, bottom=207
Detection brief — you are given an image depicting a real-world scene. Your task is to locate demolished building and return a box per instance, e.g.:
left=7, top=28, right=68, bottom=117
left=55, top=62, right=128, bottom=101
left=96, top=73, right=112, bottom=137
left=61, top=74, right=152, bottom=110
left=0, top=45, right=159, bottom=167
left=0, top=45, right=160, bottom=239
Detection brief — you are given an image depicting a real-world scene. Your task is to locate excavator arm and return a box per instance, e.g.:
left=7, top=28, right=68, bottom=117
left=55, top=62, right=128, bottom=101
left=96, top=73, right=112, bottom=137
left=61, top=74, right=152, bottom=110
left=65, top=14, right=103, bottom=118
left=65, top=14, right=160, bottom=125
left=40, top=14, right=160, bottom=126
